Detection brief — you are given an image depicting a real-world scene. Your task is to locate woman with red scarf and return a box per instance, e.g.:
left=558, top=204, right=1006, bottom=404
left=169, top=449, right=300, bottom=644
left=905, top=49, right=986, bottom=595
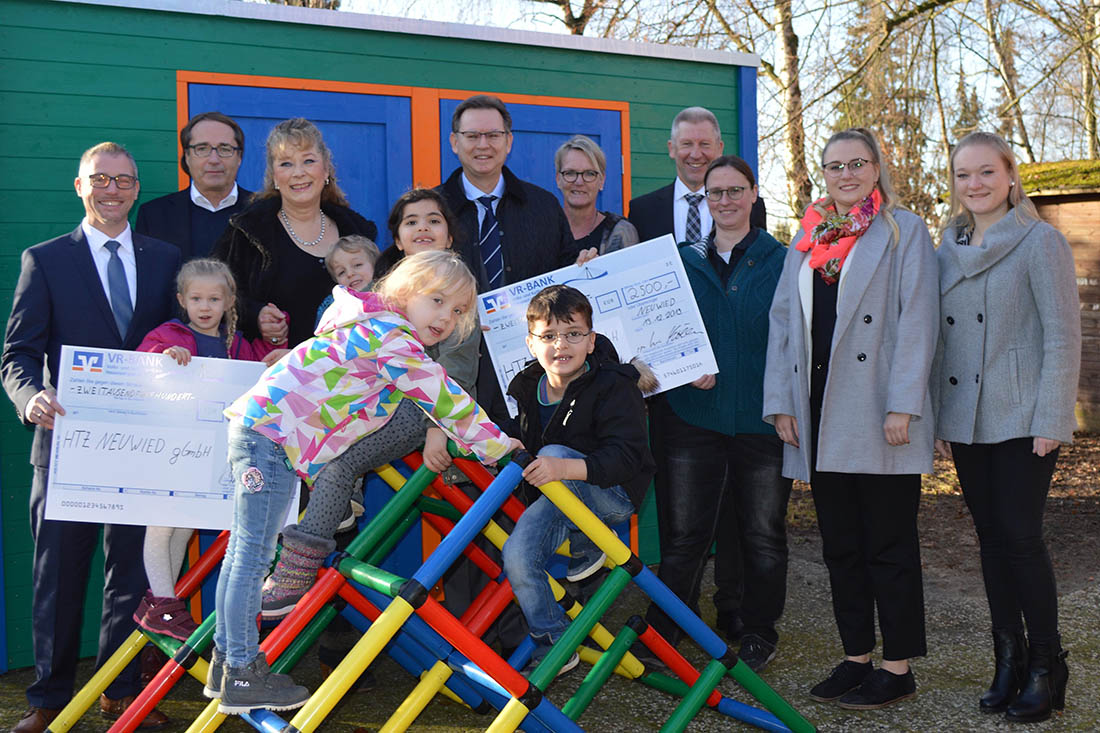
left=763, top=128, right=939, bottom=709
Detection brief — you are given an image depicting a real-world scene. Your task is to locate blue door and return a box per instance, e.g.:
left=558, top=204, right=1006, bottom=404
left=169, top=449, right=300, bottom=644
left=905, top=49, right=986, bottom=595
left=188, top=84, right=412, bottom=248
left=439, top=100, right=624, bottom=215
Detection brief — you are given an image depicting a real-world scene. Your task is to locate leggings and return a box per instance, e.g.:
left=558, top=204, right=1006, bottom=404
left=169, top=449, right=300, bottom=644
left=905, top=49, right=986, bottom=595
left=299, top=399, right=425, bottom=540
left=144, top=525, right=193, bottom=597
left=951, top=438, right=1060, bottom=642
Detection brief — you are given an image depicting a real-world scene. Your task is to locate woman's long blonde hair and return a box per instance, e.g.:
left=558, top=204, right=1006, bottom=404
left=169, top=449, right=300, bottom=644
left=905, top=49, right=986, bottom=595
left=940, top=131, right=1038, bottom=237
left=815, top=127, right=901, bottom=246
left=177, top=258, right=238, bottom=353
left=374, top=251, right=478, bottom=341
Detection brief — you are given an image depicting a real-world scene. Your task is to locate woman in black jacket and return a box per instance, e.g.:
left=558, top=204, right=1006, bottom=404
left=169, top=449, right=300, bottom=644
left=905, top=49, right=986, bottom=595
left=213, top=118, right=376, bottom=346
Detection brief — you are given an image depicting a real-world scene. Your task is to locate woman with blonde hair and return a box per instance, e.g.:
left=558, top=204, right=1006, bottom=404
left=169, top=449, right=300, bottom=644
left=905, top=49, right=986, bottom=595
left=553, top=134, right=639, bottom=253
left=932, top=131, right=1079, bottom=722
left=764, top=127, right=938, bottom=709
left=213, top=118, right=377, bottom=346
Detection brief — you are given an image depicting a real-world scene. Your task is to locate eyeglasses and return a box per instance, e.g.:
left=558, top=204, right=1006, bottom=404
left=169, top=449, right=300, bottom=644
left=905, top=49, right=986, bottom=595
left=705, top=186, right=747, bottom=202
left=529, top=329, right=591, bottom=344
left=186, top=143, right=240, bottom=158
left=87, top=173, right=138, bottom=189
left=456, top=130, right=508, bottom=143
left=560, top=169, right=600, bottom=183
left=823, top=158, right=871, bottom=176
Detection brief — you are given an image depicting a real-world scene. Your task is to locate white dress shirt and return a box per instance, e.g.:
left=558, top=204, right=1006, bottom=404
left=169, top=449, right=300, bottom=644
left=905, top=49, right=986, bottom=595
left=190, top=182, right=239, bottom=212
left=82, top=219, right=137, bottom=307
left=461, top=173, right=506, bottom=230
left=672, top=176, right=713, bottom=244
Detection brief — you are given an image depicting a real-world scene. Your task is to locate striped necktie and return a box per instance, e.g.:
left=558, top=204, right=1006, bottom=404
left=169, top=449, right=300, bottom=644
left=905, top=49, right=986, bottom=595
left=685, top=193, right=705, bottom=243
left=478, top=195, right=504, bottom=289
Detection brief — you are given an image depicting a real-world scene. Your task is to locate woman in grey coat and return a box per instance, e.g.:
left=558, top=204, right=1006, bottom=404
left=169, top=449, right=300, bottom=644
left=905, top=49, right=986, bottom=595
left=764, top=127, right=938, bottom=710
left=932, top=131, right=1080, bottom=723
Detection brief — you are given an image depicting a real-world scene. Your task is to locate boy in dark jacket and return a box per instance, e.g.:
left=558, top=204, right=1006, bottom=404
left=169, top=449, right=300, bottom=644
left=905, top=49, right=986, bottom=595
left=500, top=285, right=656, bottom=676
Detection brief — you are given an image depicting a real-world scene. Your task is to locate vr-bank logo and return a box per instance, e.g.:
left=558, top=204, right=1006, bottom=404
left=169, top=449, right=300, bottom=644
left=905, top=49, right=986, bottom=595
left=482, top=292, right=510, bottom=314
left=71, top=350, right=104, bottom=373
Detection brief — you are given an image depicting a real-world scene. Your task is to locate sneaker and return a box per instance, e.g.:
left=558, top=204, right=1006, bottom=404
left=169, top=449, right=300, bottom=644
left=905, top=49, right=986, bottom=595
left=566, top=550, right=607, bottom=583
left=809, top=660, right=874, bottom=702
left=218, top=653, right=310, bottom=714
left=136, top=596, right=198, bottom=642
left=523, top=650, right=580, bottom=679
left=837, top=668, right=916, bottom=709
left=203, top=649, right=225, bottom=699
left=737, top=633, right=777, bottom=673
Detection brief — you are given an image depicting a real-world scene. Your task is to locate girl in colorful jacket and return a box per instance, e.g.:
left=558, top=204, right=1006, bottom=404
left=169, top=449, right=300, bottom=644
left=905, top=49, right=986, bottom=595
left=133, top=258, right=285, bottom=642
left=208, top=250, right=519, bottom=715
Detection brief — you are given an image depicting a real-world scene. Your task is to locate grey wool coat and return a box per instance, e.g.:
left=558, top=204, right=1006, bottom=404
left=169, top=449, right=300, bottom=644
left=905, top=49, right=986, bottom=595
left=763, top=208, right=939, bottom=482
left=931, top=214, right=1081, bottom=445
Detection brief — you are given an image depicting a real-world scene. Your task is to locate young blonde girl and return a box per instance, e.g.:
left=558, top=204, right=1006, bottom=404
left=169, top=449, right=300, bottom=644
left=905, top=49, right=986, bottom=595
left=133, top=259, right=285, bottom=641
left=209, top=250, right=519, bottom=714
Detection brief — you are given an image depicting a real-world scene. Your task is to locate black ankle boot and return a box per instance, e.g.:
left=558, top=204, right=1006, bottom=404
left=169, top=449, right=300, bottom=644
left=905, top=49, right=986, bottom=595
left=1005, top=638, right=1068, bottom=723
left=980, top=628, right=1027, bottom=713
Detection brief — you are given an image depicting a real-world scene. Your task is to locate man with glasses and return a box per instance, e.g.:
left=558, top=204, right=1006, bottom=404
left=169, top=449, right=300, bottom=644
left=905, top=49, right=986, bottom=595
left=2, top=142, right=179, bottom=733
left=136, top=111, right=251, bottom=260
left=627, top=106, right=766, bottom=243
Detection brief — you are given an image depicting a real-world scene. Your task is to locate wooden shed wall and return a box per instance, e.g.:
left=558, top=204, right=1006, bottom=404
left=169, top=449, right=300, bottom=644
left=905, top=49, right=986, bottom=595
left=0, top=0, right=753, bottom=668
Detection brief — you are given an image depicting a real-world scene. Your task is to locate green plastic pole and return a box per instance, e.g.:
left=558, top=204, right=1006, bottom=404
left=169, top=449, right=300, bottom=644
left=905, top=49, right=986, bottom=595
left=660, top=658, right=730, bottom=733
left=530, top=566, right=632, bottom=691
left=343, top=464, right=436, bottom=560
left=636, top=670, right=693, bottom=697
left=562, top=624, right=639, bottom=720
left=338, top=557, right=407, bottom=598
left=728, top=660, right=816, bottom=733
left=415, top=494, right=462, bottom=522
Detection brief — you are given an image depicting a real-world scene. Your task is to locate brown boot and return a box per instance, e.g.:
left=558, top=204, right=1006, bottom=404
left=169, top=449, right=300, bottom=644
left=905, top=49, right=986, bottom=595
left=10, top=707, right=59, bottom=733
left=99, top=694, right=170, bottom=730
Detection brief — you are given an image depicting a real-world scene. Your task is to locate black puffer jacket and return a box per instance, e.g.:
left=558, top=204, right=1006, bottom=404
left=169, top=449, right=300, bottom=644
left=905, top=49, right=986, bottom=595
left=505, top=335, right=655, bottom=509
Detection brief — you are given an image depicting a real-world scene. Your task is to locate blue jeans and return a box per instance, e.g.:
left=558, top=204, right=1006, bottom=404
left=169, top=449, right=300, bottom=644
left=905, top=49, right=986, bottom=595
left=214, top=422, right=298, bottom=667
left=502, top=444, right=634, bottom=644
left=647, top=399, right=791, bottom=646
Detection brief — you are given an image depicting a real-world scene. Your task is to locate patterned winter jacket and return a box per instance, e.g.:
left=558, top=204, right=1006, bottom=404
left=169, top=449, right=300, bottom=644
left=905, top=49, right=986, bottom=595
left=225, top=287, right=511, bottom=479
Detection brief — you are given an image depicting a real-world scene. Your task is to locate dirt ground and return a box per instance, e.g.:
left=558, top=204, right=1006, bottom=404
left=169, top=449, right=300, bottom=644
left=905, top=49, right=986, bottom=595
left=786, top=432, right=1100, bottom=600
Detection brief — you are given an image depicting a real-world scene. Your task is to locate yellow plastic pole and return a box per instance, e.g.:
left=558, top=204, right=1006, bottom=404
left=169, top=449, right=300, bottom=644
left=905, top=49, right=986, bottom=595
left=484, top=696, right=531, bottom=733
left=378, top=660, right=454, bottom=733
left=536, top=479, right=632, bottom=567
left=576, top=644, right=638, bottom=679
left=285, top=596, right=416, bottom=732
left=182, top=701, right=226, bottom=733
left=48, top=630, right=146, bottom=732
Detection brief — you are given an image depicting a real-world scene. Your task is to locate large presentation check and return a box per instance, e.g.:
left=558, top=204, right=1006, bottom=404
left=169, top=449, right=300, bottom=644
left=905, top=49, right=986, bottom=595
left=47, top=345, right=267, bottom=529
left=478, top=235, right=717, bottom=411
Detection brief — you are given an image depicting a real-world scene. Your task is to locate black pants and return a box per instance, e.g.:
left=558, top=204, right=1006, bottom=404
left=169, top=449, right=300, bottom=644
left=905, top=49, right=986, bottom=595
left=810, top=470, right=927, bottom=660
left=28, top=466, right=146, bottom=708
left=951, top=438, right=1060, bottom=642
left=647, top=399, right=792, bottom=646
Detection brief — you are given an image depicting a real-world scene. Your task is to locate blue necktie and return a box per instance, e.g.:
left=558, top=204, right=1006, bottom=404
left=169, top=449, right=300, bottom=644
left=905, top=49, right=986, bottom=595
left=477, top=195, right=504, bottom=289
left=104, top=240, right=133, bottom=337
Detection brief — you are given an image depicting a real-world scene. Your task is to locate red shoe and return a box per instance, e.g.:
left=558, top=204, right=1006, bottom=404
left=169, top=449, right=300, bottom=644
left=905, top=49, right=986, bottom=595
left=136, top=595, right=198, bottom=641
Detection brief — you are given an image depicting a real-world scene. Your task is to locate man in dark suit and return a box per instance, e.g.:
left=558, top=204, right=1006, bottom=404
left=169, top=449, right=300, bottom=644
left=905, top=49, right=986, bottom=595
left=3, top=142, right=180, bottom=733
left=628, top=106, right=766, bottom=242
left=135, top=111, right=251, bottom=261
left=437, top=94, right=579, bottom=422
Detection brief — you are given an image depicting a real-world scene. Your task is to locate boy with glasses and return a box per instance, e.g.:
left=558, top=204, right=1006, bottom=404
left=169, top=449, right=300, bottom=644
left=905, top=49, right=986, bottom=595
left=501, top=284, right=656, bottom=677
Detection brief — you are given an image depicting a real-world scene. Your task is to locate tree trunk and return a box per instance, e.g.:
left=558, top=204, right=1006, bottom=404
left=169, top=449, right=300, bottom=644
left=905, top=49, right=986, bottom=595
left=1085, top=1, right=1099, bottom=159
left=983, top=0, right=1035, bottom=161
left=775, top=0, right=812, bottom=215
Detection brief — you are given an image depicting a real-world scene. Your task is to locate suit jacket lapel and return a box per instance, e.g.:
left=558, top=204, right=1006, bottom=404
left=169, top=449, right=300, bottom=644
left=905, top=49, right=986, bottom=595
left=834, top=215, right=890, bottom=337
left=660, top=184, right=675, bottom=240
left=70, top=225, right=122, bottom=340
left=131, top=234, right=158, bottom=342
left=170, top=190, right=193, bottom=260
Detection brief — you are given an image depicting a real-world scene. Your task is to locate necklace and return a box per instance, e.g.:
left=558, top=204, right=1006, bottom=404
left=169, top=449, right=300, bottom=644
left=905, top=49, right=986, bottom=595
left=280, top=208, right=326, bottom=247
